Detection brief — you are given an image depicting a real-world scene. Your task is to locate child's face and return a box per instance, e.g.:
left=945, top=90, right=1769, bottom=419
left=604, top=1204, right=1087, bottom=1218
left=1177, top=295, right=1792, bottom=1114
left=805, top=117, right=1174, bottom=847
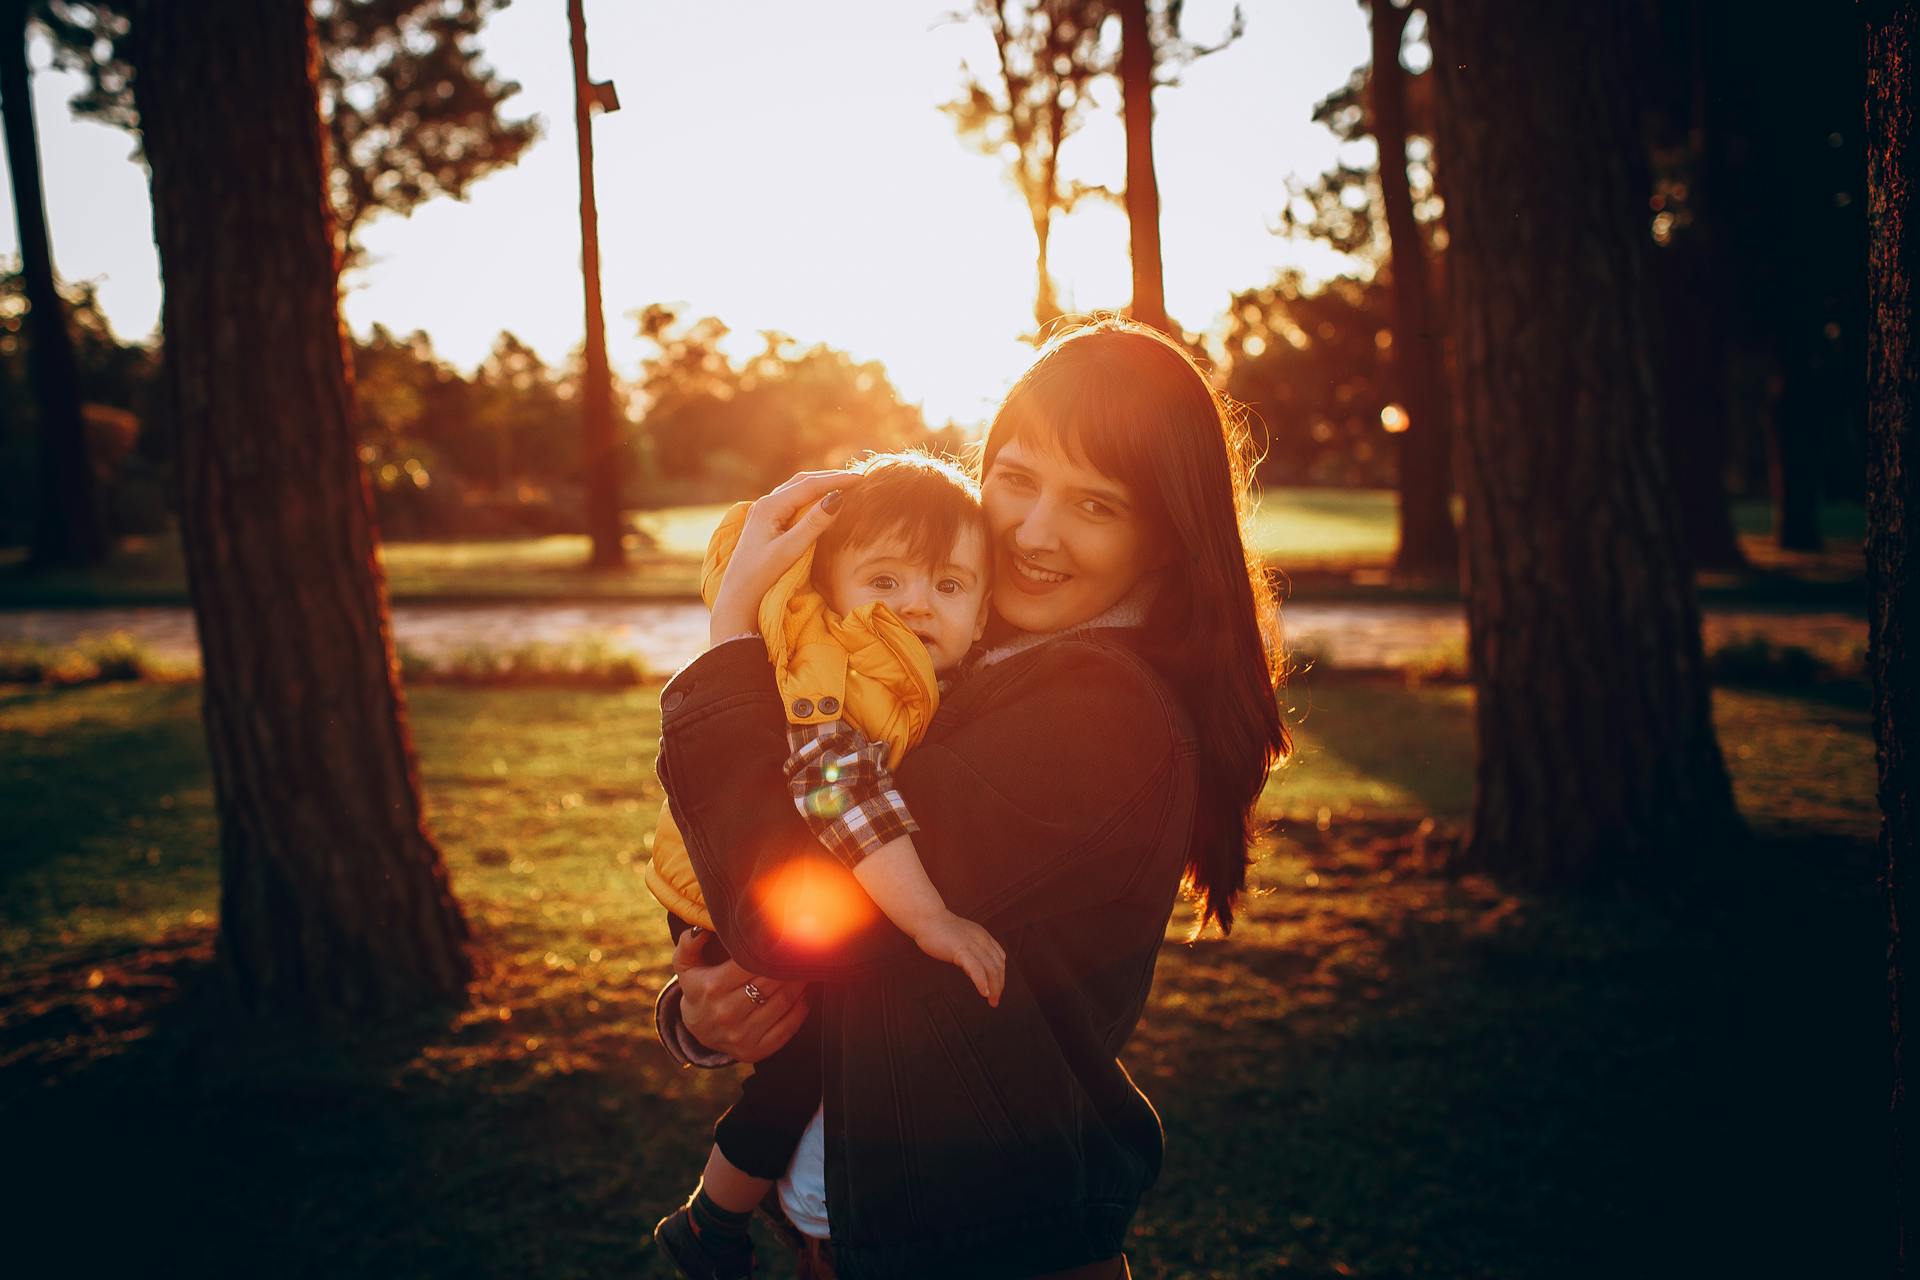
left=821, top=523, right=991, bottom=672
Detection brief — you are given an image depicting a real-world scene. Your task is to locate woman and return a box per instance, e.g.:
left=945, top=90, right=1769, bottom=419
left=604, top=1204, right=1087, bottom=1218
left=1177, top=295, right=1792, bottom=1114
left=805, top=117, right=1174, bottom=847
left=654, top=319, right=1291, bottom=1279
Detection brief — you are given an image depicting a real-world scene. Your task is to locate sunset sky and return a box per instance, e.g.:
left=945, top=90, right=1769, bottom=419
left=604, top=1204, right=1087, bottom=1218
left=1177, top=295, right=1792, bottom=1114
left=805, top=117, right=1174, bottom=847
left=3, top=0, right=1370, bottom=427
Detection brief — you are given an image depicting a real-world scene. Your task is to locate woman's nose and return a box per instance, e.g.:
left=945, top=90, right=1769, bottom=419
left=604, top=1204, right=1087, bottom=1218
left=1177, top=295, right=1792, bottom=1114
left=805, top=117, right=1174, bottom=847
left=1012, top=500, right=1061, bottom=554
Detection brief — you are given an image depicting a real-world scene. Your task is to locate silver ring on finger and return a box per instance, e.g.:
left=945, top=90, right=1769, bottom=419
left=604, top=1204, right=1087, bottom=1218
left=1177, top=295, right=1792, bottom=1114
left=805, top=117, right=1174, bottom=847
left=742, top=981, right=767, bottom=1007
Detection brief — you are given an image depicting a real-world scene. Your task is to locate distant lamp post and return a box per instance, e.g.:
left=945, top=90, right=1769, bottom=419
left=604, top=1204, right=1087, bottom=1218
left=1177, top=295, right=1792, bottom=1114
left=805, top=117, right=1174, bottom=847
left=568, top=0, right=625, bottom=569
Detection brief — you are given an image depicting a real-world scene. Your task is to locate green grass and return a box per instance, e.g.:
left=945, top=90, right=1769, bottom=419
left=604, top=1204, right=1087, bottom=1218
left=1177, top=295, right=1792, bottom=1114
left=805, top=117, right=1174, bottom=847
left=3, top=494, right=1868, bottom=607
left=0, top=505, right=736, bottom=607
left=0, top=676, right=1888, bottom=1277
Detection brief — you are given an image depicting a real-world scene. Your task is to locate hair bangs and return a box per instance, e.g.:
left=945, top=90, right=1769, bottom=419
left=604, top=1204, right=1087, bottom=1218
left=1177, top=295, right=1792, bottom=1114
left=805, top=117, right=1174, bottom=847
left=812, top=451, right=985, bottom=588
left=985, top=324, right=1233, bottom=537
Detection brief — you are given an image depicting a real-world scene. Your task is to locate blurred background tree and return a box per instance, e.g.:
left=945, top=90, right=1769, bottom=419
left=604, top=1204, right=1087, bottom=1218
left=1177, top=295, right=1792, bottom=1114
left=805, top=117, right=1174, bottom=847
left=39, top=0, right=540, bottom=268
left=945, top=0, right=1113, bottom=335
left=2, top=0, right=104, bottom=567
left=1280, top=0, right=1454, bottom=582
left=2, top=0, right=537, bottom=568
left=0, top=268, right=160, bottom=547
left=1673, top=0, right=1864, bottom=557
left=1264, top=0, right=1863, bottom=568
left=632, top=302, right=948, bottom=502
left=1222, top=270, right=1394, bottom=489
left=1111, top=0, right=1242, bottom=336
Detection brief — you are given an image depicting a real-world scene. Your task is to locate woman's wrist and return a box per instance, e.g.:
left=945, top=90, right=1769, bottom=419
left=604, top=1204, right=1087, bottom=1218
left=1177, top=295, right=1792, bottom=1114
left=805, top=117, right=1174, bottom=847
left=708, top=589, right=760, bottom=649
left=708, top=623, right=759, bottom=651
left=654, top=976, right=736, bottom=1069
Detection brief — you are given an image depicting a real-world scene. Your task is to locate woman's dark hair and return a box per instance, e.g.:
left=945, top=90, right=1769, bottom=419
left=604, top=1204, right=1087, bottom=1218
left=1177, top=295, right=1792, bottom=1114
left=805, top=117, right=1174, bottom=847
left=980, top=318, right=1292, bottom=934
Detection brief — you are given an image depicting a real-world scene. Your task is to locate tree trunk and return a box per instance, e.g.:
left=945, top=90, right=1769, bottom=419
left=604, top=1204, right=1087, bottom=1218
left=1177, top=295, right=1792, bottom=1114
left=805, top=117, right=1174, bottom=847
left=1115, top=0, right=1170, bottom=335
left=1368, top=0, right=1457, bottom=584
left=1771, top=367, right=1826, bottom=551
left=130, top=0, right=471, bottom=1015
left=1, top=0, right=105, bottom=568
left=1652, top=0, right=1747, bottom=574
left=1031, top=207, right=1062, bottom=335
left=568, top=0, right=625, bottom=569
left=1429, top=3, right=1742, bottom=883
left=1868, top=3, right=1919, bottom=1267
left=1657, top=248, right=1748, bottom=571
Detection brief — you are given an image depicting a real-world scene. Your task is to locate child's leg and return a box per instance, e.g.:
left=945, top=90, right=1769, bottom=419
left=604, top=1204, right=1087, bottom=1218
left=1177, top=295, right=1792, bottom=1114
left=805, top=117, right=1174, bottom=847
left=694, top=1145, right=773, bottom=1214
left=709, top=992, right=823, bottom=1179
left=659, top=993, right=820, bottom=1271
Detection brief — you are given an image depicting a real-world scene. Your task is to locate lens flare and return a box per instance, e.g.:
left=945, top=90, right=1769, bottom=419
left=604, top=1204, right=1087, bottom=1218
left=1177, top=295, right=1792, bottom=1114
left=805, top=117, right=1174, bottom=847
left=753, top=855, right=879, bottom=950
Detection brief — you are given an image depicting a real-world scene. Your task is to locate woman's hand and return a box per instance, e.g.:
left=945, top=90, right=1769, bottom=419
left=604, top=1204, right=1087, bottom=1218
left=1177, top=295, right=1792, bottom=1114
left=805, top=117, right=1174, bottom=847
left=708, top=470, right=851, bottom=647
left=672, top=926, right=812, bottom=1062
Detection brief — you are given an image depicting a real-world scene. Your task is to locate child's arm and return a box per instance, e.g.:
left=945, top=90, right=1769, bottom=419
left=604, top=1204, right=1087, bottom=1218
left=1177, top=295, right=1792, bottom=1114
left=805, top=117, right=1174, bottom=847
left=851, top=834, right=1006, bottom=1007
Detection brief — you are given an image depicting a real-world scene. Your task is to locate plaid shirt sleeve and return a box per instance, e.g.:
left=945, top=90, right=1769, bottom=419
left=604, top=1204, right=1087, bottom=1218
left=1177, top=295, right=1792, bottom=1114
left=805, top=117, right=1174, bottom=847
left=783, top=721, right=918, bottom=869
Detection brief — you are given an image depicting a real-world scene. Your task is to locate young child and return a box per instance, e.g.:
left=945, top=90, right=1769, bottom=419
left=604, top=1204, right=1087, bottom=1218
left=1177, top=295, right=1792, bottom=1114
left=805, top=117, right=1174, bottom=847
left=646, top=452, right=1005, bottom=1280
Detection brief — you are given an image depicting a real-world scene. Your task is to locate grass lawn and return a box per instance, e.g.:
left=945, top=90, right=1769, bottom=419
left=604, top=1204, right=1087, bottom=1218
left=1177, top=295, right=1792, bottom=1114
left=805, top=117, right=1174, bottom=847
left=2, top=493, right=1868, bottom=607
left=0, top=674, right=1888, bottom=1277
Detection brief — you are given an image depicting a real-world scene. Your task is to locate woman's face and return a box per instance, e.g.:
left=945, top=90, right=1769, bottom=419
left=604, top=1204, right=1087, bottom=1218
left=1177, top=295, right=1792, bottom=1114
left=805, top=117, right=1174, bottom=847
left=981, top=435, right=1158, bottom=634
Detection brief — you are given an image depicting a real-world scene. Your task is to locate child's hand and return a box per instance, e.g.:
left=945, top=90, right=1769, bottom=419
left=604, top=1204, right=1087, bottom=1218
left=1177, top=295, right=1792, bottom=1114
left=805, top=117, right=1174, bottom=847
left=915, top=913, right=1006, bottom=1007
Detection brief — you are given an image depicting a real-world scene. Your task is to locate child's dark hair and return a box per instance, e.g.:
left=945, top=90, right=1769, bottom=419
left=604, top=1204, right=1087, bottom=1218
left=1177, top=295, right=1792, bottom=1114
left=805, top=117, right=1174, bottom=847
left=811, top=452, right=987, bottom=590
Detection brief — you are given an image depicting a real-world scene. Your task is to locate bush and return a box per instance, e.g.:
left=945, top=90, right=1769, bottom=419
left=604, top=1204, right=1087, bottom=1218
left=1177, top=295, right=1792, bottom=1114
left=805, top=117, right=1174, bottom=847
left=0, top=632, right=165, bottom=686
left=396, top=636, right=654, bottom=688
left=1708, top=634, right=1865, bottom=687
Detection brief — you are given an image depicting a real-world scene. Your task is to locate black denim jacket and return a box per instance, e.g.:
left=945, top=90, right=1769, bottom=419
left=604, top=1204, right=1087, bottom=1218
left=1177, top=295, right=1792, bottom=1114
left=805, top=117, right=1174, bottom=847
left=657, top=629, right=1200, bottom=1279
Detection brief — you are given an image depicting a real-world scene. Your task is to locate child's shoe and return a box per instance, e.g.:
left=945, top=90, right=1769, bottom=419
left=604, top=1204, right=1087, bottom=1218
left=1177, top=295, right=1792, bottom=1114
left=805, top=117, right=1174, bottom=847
left=653, top=1203, right=755, bottom=1280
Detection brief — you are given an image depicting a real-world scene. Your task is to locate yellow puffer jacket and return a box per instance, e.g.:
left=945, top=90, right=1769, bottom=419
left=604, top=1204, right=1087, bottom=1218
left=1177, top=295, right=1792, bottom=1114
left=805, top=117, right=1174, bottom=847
left=643, top=502, right=940, bottom=929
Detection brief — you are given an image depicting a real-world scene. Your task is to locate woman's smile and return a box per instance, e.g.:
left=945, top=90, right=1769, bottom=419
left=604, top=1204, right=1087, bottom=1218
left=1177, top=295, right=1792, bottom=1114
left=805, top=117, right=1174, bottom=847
left=982, top=437, right=1154, bottom=632
left=1006, top=554, right=1071, bottom=590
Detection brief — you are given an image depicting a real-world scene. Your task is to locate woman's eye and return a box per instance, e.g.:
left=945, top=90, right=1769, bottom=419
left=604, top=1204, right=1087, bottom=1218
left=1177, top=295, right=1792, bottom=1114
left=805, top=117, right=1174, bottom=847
left=1080, top=499, right=1115, bottom=518
left=994, top=468, right=1034, bottom=490
left=869, top=575, right=898, bottom=591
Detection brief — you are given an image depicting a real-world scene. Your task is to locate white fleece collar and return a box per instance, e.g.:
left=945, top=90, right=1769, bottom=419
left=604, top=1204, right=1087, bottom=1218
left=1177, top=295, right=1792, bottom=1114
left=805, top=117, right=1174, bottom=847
left=969, top=575, right=1161, bottom=671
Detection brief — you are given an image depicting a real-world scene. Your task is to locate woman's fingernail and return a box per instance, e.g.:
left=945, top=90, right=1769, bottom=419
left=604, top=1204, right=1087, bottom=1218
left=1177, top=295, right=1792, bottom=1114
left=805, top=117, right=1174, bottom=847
left=820, top=490, right=843, bottom=513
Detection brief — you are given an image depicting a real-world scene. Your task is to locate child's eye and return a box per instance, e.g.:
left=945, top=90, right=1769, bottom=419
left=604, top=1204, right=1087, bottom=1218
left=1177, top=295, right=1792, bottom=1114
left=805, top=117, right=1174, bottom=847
left=936, top=578, right=963, bottom=594
left=869, top=575, right=899, bottom=591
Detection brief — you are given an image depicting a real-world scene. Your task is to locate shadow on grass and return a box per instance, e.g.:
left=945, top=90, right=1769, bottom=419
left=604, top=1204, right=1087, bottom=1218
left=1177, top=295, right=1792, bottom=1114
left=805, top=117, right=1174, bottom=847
left=1, top=822, right=1891, bottom=1280
left=3, top=919, right=716, bottom=1279
left=0, top=684, right=209, bottom=888
left=1280, top=675, right=1477, bottom=819
left=1136, top=821, right=1889, bottom=1279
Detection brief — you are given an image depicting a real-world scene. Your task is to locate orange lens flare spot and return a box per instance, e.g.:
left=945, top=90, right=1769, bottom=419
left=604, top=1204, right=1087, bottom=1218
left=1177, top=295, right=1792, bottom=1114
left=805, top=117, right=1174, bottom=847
left=753, top=856, right=878, bottom=950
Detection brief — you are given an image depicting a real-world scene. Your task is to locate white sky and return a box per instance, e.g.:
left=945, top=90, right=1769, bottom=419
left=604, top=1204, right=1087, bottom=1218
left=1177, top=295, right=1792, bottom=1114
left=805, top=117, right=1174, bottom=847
left=3, top=0, right=1366, bottom=428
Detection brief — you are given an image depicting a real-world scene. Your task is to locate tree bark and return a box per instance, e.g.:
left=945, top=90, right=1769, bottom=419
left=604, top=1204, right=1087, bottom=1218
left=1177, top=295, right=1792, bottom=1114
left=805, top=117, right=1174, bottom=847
left=1657, top=249, right=1748, bottom=571
left=1032, top=206, right=1062, bottom=334
left=130, top=0, right=471, bottom=1015
left=1770, top=367, right=1827, bottom=551
left=1367, top=0, right=1457, bottom=584
left=1429, top=3, right=1742, bottom=883
left=1650, top=0, right=1747, bottom=574
left=1868, top=2, right=1919, bottom=1268
left=1115, top=0, right=1170, bottom=335
left=1, top=0, right=105, bottom=568
left=568, top=0, right=625, bottom=568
